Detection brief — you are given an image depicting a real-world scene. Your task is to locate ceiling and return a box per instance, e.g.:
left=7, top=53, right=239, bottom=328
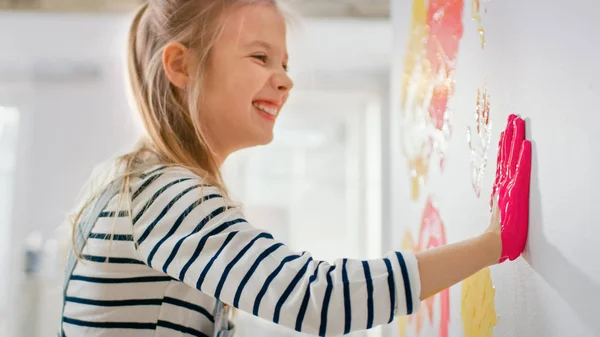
left=0, top=0, right=390, bottom=18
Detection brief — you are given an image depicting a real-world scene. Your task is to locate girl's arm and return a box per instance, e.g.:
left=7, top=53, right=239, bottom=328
left=132, top=168, right=420, bottom=336
left=418, top=231, right=500, bottom=300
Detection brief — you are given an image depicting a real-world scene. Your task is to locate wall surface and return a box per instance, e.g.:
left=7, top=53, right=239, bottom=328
left=389, top=1, right=600, bottom=337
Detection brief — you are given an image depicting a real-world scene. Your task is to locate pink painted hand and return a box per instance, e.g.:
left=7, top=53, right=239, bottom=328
left=490, top=114, right=532, bottom=263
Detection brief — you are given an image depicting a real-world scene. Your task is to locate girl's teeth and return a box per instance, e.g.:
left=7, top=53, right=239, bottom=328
left=253, top=102, right=277, bottom=116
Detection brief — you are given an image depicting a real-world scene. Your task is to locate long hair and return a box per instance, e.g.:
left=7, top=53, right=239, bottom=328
left=70, top=0, right=284, bottom=258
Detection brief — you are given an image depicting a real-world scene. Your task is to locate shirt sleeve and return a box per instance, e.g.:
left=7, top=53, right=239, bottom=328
left=131, top=167, right=421, bottom=336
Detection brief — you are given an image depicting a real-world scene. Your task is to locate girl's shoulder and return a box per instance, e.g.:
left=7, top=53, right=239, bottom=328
left=134, top=164, right=210, bottom=187
left=130, top=164, right=225, bottom=203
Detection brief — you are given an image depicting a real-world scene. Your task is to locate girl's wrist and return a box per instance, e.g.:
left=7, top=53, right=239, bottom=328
left=480, top=231, right=502, bottom=266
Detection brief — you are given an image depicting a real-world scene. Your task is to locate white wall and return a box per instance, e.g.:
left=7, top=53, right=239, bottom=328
left=390, top=1, right=600, bottom=337
left=0, top=11, right=393, bottom=336
left=0, top=12, right=139, bottom=236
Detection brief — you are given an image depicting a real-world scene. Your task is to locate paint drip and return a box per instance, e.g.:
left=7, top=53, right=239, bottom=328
left=472, top=0, right=486, bottom=48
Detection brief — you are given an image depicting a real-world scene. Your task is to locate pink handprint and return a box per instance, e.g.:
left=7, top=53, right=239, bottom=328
left=491, top=114, right=532, bottom=263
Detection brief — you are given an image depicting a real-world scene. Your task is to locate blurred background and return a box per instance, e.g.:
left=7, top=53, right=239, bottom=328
left=0, top=0, right=392, bottom=336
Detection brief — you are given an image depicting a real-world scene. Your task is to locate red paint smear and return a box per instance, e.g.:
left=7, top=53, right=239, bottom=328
left=400, top=0, right=464, bottom=199
left=426, top=0, right=464, bottom=131
left=426, top=0, right=464, bottom=74
left=491, top=115, right=532, bottom=262
left=409, top=197, right=450, bottom=337
left=428, top=85, right=449, bottom=131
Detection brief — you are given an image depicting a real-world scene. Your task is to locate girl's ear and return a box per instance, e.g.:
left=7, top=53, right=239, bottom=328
left=163, top=42, right=192, bottom=89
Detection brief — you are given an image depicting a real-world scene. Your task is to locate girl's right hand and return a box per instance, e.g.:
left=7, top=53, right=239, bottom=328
left=489, top=114, right=532, bottom=263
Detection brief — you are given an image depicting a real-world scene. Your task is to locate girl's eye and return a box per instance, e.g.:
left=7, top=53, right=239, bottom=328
left=252, top=55, right=267, bottom=63
left=252, top=54, right=288, bottom=72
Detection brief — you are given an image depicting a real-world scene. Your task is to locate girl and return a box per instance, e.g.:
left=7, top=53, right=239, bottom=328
left=60, top=0, right=532, bottom=336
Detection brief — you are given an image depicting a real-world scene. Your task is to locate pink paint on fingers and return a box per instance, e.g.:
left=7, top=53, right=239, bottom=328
left=490, top=114, right=516, bottom=208
left=498, top=139, right=532, bottom=262
left=507, top=117, right=526, bottom=179
left=490, top=131, right=505, bottom=209
left=494, top=115, right=532, bottom=263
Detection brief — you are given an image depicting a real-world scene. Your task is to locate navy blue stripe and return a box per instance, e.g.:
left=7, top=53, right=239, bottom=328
left=342, top=258, right=352, bottom=334
left=273, top=257, right=313, bottom=323
left=254, top=253, right=303, bottom=316
left=233, top=242, right=285, bottom=308
left=88, top=233, right=133, bottom=241
left=362, top=261, right=374, bottom=329
left=133, top=172, right=164, bottom=200
left=144, top=194, right=220, bottom=266
left=133, top=178, right=193, bottom=224
left=63, top=317, right=156, bottom=330
left=81, top=255, right=144, bottom=265
left=217, top=232, right=274, bottom=302
left=65, top=296, right=161, bottom=306
left=139, top=165, right=168, bottom=179
left=70, top=275, right=172, bottom=284
left=383, top=258, right=396, bottom=323
left=395, top=252, right=414, bottom=314
left=163, top=207, right=228, bottom=275
left=196, top=231, right=239, bottom=290
left=99, top=210, right=129, bottom=218
left=138, top=190, right=216, bottom=248
left=157, top=320, right=208, bottom=337
left=162, top=297, right=214, bottom=323
left=181, top=218, right=245, bottom=281
left=295, top=261, right=324, bottom=332
left=145, top=191, right=221, bottom=267
left=318, top=265, right=336, bottom=336
left=136, top=183, right=203, bottom=235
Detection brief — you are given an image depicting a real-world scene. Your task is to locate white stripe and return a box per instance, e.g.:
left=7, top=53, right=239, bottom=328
left=67, top=279, right=169, bottom=301
left=64, top=301, right=161, bottom=324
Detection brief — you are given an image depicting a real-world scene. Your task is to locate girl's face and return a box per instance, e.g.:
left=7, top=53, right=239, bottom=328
left=200, top=4, right=293, bottom=161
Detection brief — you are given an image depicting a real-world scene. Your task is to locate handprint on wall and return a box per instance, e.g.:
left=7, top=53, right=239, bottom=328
left=467, top=87, right=492, bottom=197
left=400, top=0, right=465, bottom=200
left=461, top=267, right=498, bottom=337
left=398, top=197, right=450, bottom=337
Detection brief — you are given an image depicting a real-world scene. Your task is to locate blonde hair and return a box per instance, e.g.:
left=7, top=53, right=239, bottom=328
left=70, top=0, right=284, bottom=258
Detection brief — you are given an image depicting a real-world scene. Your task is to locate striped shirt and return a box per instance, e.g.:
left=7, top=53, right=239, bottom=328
left=61, top=165, right=421, bottom=336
